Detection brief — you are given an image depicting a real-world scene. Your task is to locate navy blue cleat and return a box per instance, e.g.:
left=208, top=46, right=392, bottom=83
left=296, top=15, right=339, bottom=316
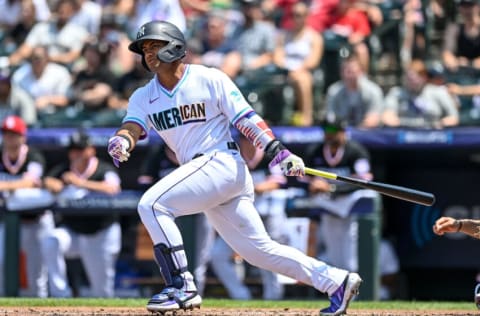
left=146, top=287, right=202, bottom=313
left=320, top=272, right=362, bottom=316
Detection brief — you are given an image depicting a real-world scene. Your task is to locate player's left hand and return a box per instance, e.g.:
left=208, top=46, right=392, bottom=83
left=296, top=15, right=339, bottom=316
left=108, top=135, right=130, bottom=167
left=269, top=149, right=305, bottom=177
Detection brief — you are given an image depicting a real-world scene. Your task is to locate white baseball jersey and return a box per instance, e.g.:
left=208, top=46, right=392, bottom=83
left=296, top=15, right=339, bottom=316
left=123, top=64, right=268, bottom=165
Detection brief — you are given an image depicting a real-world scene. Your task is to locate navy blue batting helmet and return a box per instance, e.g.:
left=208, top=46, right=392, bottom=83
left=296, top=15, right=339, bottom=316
left=128, top=21, right=186, bottom=70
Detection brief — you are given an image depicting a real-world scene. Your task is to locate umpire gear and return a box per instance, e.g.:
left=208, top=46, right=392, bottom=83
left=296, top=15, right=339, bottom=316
left=128, top=20, right=186, bottom=70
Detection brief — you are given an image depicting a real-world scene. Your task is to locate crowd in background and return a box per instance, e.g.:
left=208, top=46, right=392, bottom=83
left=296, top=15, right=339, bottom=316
left=0, top=0, right=477, bottom=129
left=0, top=0, right=478, bottom=301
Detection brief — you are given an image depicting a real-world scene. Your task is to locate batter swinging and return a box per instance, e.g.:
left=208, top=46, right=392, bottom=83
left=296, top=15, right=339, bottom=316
left=107, top=20, right=362, bottom=316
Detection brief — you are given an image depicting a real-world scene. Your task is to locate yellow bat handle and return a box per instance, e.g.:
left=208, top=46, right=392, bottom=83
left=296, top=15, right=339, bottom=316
left=304, top=167, right=338, bottom=180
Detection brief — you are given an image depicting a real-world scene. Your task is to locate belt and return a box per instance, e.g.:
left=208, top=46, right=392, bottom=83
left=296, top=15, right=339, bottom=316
left=192, top=141, right=239, bottom=160
left=227, top=141, right=239, bottom=151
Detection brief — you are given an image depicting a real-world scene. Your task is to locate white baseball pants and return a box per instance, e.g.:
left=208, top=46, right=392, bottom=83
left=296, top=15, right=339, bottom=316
left=138, top=149, right=349, bottom=296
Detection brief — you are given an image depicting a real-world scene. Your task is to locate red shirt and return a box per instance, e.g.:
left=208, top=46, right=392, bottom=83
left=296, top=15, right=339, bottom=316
left=328, top=8, right=371, bottom=37
left=274, top=0, right=300, bottom=30
left=306, top=0, right=340, bottom=32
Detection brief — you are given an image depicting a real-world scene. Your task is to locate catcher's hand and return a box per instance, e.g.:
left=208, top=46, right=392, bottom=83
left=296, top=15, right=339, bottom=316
left=433, top=216, right=461, bottom=235
left=108, top=135, right=130, bottom=167
left=269, top=149, right=305, bottom=177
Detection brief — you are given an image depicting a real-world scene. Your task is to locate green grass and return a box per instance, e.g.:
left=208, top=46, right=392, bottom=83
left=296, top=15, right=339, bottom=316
left=0, top=298, right=474, bottom=310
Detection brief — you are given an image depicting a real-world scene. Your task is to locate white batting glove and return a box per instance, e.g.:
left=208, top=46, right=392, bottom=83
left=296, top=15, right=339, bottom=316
left=108, top=135, right=130, bottom=167
left=269, top=149, right=305, bottom=177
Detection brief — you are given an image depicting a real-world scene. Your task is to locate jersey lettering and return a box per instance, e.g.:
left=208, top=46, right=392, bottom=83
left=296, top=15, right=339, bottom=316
left=148, top=103, right=207, bottom=131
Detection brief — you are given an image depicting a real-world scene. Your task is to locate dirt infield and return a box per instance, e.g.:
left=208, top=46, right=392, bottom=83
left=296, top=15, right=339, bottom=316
left=0, top=307, right=477, bottom=316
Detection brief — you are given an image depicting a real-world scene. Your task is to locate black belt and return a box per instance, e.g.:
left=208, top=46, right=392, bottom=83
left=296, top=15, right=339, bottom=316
left=193, top=142, right=238, bottom=160
left=227, top=141, right=239, bottom=151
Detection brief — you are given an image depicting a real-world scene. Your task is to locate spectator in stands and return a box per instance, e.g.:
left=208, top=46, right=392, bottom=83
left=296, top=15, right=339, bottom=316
left=429, top=0, right=457, bottom=38
left=111, top=0, right=187, bottom=38
left=261, top=0, right=299, bottom=30
left=219, top=0, right=283, bottom=123
left=0, top=69, right=36, bottom=126
left=446, top=78, right=480, bottom=125
left=306, top=0, right=339, bottom=33
left=107, top=55, right=152, bottom=113
left=382, top=59, right=460, bottom=128
left=303, top=115, right=376, bottom=272
left=69, top=40, right=120, bottom=127
left=3, top=0, right=89, bottom=68
left=272, top=1, right=324, bottom=126
left=307, top=0, right=372, bottom=72
left=0, top=0, right=50, bottom=30
left=187, top=11, right=237, bottom=73
left=41, top=129, right=122, bottom=298
left=210, top=133, right=290, bottom=300
left=10, top=45, right=72, bottom=125
left=70, top=0, right=103, bottom=36
left=98, top=12, right=136, bottom=78
left=222, top=0, right=277, bottom=79
left=0, top=0, right=46, bottom=56
left=180, top=0, right=211, bottom=27
left=400, top=0, right=427, bottom=68
left=0, top=115, right=55, bottom=297
left=442, top=0, right=480, bottom=72
left=324, top=54, right=384, bottom=128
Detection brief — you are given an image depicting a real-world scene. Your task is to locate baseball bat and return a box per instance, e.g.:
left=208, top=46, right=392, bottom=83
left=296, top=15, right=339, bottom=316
left=305, top=167, right=435, bottom=206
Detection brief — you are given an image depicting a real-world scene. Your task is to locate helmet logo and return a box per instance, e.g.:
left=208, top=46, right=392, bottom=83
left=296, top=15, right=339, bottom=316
left=137, top=26, right=145, bottom=39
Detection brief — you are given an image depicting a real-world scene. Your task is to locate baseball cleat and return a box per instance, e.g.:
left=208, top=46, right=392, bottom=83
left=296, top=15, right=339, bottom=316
left=146, top=287, right=202, bottom=313
left=319, top=272, right=362, bottom=316
left=475, top=283, right=480, bottom=309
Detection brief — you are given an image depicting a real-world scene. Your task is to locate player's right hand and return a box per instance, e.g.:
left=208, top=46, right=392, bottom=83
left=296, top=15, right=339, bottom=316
left=269, top=149, right=305, bottom=177
left=432, top=216, right=459, bottom=235
left=108, top=135, right=130, bottom=167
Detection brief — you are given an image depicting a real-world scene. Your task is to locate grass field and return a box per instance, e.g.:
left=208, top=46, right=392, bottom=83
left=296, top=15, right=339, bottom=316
left=0, top=298, right=477, bottom=316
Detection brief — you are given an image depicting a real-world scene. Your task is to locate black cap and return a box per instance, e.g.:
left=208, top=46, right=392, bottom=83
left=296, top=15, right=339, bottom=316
left=68, top=129, right=92, bottom=150
left=321, top=114, right=348, bottom=133
left=426, top=61, right=445, bottom=78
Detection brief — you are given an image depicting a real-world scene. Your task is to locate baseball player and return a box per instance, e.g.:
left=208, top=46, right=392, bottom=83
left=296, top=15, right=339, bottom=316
left=42, top=130, right=122, bottom=298
left=303, top=115, right=374, bottom=272
left=0, top=115, right=54, bottom=297
left=107, top=20, right=362, bottom=316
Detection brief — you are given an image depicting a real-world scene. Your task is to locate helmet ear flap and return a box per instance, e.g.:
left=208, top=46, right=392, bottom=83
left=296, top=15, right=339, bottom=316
left=157, top=41, right=186, bottom=63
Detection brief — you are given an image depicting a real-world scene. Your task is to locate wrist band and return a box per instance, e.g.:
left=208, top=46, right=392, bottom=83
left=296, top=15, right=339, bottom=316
left=117, top=134, right=132, bottom=150
left=456, top=220, right=463, bottom=232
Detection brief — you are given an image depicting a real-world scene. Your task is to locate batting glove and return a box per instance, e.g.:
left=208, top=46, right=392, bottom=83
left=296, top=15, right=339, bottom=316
left=268, top=149, right=305, bottom=177
left=108, top=135, right=130, bottom=167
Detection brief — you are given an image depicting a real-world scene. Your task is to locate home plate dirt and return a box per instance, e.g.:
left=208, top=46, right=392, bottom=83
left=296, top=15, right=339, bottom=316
left=0, top=307, right=477, bottom=316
